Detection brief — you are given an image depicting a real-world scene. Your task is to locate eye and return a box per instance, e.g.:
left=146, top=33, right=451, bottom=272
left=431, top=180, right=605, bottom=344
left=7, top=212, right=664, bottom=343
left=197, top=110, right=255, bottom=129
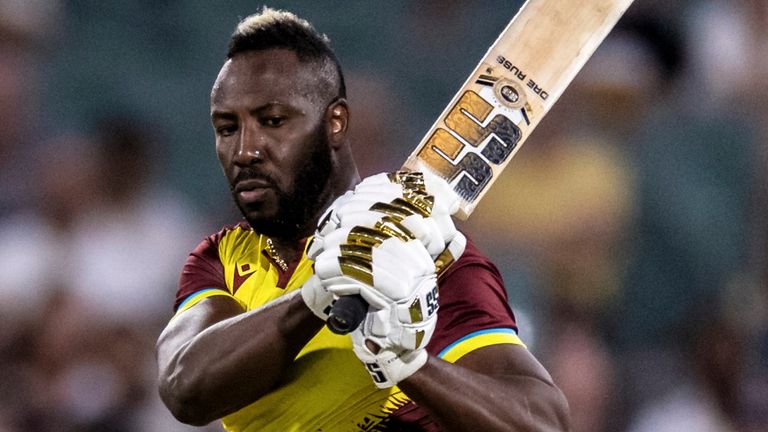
left=216, top=124, right=238, bottom=137
left=262, top=116, right=286, bottom=128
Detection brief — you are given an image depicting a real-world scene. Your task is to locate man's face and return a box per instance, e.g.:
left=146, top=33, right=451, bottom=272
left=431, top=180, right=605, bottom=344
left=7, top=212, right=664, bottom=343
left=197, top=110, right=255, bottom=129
left=211, top=49, right=333, bottom=238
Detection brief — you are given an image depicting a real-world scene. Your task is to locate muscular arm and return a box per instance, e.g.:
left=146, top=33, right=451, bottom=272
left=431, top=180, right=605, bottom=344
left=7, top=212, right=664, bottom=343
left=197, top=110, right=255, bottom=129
left=399, top=344, right=570, bottom=431
left=156, top=291, right=323, bottom=426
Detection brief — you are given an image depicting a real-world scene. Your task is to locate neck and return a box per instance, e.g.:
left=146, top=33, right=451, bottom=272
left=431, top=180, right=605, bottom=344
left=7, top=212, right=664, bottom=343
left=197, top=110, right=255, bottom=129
left=313, top=158, right=360, bottom=224
left=267, top=236, right=304, bottom=266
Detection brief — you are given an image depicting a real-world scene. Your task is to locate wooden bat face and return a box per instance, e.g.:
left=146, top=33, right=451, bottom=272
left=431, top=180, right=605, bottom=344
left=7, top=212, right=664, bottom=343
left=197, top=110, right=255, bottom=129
left=403, top=0, right=635, bottom=219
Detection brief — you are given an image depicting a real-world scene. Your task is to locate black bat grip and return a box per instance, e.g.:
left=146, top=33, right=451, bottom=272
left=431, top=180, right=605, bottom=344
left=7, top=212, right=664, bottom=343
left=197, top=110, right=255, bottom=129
left=327, top=295, right=368, bottom=334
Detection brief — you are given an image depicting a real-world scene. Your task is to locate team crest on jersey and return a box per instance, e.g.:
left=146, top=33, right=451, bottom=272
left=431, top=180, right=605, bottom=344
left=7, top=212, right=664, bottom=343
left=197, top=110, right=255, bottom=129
left=233, top=262, right=257, bottom=292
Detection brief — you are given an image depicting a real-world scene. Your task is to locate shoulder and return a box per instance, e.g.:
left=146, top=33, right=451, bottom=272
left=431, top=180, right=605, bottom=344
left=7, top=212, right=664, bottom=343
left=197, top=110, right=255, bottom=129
left=438, top=235, right=504, bottom=292
left=173, top=221, right=255, bottom=311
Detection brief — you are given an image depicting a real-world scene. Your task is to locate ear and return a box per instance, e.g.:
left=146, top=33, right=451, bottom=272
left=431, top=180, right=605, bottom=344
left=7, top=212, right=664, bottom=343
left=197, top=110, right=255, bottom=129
left=325, top=98, right=349, bottom=150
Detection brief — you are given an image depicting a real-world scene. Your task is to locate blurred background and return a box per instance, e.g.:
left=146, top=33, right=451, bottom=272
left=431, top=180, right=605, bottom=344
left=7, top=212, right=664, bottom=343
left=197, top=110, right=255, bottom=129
left=0, top=0, right=765, bottom=431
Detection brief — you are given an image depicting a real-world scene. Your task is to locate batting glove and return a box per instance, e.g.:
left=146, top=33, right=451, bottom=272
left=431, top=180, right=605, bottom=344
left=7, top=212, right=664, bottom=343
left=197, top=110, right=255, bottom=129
left=358, top=275, right=439, bottom=351
left=300, top=274, right=336, bottom=321
left=349, top=271, right=439, bottom=388
left=312, top=236, right=436, bottom=309
left=310, top=171, right=466, bottom=273
left=352, top=304, right=435, bottom=388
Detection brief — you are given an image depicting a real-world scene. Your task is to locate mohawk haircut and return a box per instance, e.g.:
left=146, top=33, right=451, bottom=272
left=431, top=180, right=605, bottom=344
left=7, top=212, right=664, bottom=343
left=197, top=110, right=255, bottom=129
left=228, top=7, right=346, bottom=101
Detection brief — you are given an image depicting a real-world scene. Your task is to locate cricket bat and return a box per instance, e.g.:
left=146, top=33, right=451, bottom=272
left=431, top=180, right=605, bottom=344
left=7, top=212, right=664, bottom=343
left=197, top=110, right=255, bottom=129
left=327, top=0, right=635, bottom=333
left=403, top=0, right=635, bottom=219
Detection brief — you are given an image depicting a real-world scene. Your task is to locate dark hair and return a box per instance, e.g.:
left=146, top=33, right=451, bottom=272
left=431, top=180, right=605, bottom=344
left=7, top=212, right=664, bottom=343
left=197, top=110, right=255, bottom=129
left=228, top=7, right=346, bottom=101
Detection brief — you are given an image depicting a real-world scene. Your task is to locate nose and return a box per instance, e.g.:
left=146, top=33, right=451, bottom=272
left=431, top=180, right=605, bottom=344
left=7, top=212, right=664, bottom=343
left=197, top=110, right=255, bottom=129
left=233, top=122, right=265, bottom=166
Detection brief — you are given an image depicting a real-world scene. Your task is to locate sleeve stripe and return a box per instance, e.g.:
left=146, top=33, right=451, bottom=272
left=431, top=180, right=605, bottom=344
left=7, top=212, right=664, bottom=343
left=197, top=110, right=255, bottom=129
left=437, top=328, right=525, bottom=363
left=175, top=288, right=233, bottom=315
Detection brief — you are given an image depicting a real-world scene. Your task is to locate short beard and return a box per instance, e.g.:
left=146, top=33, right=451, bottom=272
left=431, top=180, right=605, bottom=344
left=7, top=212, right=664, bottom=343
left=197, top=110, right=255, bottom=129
left=233, top=123, right=333, bottom=240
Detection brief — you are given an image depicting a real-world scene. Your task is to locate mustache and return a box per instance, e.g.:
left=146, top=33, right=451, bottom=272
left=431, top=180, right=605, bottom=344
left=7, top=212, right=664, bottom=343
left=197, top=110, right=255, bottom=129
left=231, top=167, right=276, bottom=190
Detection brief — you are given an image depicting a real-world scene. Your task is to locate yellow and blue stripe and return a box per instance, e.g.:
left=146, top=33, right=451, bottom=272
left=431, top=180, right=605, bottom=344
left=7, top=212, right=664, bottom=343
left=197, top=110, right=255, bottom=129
left=437, top=328, right=525, bottom=363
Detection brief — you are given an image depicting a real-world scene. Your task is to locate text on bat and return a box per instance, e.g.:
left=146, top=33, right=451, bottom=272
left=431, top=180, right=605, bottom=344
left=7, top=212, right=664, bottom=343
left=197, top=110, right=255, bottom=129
left=496, top=55, right=549, bottom=100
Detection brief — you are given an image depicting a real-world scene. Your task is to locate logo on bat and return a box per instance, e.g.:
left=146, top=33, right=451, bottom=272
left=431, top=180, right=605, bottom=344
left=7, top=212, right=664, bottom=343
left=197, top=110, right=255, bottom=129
left=414, top=88, right=522, bottom=203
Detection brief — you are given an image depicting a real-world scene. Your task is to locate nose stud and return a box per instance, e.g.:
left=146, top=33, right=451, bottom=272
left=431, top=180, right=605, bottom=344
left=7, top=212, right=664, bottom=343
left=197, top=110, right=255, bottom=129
left=238, top=148, right=263, bottom=165
left=250, top=150, right=262, bottom=164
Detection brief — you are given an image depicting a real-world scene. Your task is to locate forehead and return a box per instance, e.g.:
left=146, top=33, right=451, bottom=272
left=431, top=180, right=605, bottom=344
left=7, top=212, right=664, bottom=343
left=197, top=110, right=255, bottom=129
left=211, top=49, right=319, bottom=109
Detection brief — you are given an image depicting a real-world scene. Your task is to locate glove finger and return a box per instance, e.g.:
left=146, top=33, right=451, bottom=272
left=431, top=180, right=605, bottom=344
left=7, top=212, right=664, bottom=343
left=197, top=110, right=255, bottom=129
left=335, top=201, right=452, bottom=259
left=431, top=213, right=458, bottom=241
left=399, top=214, right=445, bottom=258
left=376, top=237, right=435, bottom=272
left=322, top=276, right=390, bottom=309
left=336, top=209, right=395, bottom=231
left=335, top=193, right=398, bottom=214
left=446, top=231, right=467, bottom=260
left=319, top=275, right=361, bottom=296
left=348, top=186, right=403, bottom=202
left=434, top=232, right=467, bottom=275
left=316, top=238, right=431, bottom=285
left=320, top=224, right=409, bottom=252
left=316, top=190, right=354, bottom=236
left=356, top=172, right=395, bottom=189
left=300, top=274, right=336, bottom=320
left=307, top=234, right=324, bottom=260
left=370, top=239, right=433, bottom=281
left=313, top=226, right=355, bottom=253
left=315, top=244, right=377, bottom=288
left=422, top=170, right=461, bottom=215
left=313, top=245, right=347, bottom=279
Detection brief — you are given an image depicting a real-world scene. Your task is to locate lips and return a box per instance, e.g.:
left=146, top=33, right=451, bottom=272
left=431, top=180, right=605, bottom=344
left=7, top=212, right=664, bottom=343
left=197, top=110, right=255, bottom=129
left=234, top=178, right=273, bottom=203
left=234, top=178, right=272, bottom=193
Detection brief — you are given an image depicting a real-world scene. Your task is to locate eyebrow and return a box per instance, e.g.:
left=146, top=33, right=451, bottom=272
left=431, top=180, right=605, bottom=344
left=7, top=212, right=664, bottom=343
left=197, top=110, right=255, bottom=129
left=211, top=102, right=304, bottom=121
left=210, top=110, right=237, bottom=122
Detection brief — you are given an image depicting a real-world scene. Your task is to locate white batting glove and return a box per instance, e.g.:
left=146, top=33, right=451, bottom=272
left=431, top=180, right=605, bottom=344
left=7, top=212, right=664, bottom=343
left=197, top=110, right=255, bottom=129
left=309, top=190, right=354, bottom=260
left=360, top=278, right=439, bottom=350
left=352, top=310, right=433, bottom=389
left=312, top=236, right=436, bottom=308
left=309, top=172, right=466, bottom=268
left=351, top=276, right=438, bottom=388
left=354, top=344, right=428, bottom=389
left=300, top=274, right=336, bottom=320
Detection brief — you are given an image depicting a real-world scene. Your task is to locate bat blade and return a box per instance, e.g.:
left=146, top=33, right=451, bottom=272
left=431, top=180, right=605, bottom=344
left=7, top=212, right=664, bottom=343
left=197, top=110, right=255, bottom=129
left=402, top=0, right=635, bottom=219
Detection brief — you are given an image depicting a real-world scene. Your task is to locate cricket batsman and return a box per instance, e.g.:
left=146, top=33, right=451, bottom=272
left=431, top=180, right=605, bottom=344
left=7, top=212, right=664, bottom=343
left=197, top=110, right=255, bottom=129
left=156, top=8, right=570, bottom=431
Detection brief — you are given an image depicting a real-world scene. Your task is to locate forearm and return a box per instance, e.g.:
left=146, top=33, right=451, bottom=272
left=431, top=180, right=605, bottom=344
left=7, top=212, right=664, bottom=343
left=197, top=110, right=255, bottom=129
left=157, top=291, right=324, bottom=425
left=399, top=355, right=570, bottom=432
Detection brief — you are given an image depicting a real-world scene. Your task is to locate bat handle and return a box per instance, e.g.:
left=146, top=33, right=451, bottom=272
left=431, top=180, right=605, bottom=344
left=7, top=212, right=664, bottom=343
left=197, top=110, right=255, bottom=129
left=327, top=295, right=367, bottom=334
